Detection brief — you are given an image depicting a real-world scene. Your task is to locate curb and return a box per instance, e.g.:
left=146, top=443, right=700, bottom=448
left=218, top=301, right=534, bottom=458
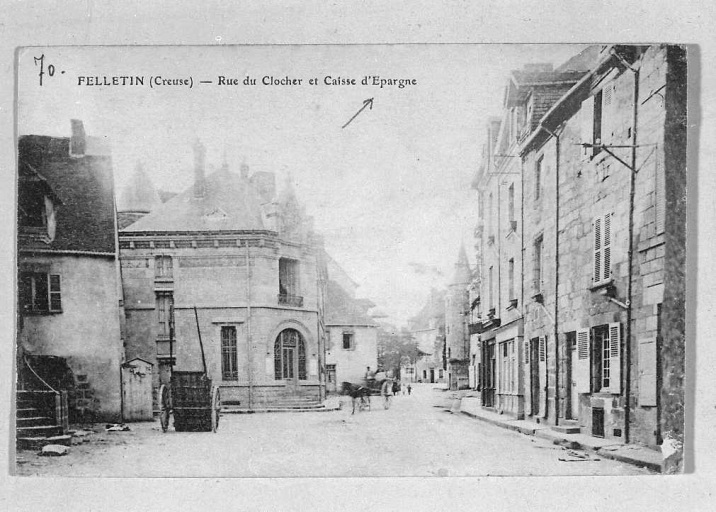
left=458, top=410, right=661, bottom=473
left=221, top=405, right=341, bottom=414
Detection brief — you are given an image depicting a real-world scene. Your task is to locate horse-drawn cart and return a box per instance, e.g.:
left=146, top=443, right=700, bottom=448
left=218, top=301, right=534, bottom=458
left=157, top=306, right=221, bottom=433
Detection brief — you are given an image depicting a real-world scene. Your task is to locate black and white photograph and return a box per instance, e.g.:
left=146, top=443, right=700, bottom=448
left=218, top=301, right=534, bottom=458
left=12, top=42, right=688, bottom=480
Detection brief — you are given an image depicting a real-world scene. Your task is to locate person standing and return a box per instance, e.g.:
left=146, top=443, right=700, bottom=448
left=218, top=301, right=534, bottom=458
left=381, top=379, right=392, bottom=409
left=407, top=383, right=412, bottom=395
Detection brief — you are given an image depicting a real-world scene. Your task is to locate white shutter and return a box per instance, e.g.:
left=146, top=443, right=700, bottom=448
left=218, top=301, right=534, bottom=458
left=580, top=96, right=595, bottom=162
left=638, top=338, right=657, bottom=406
left=608, top=323, right=622, bottom=394
left=576, top=329, right=591, bottom=393
left=593, top=216, right=602, bottom=283
left=603, top=213, right=612, bottom=282
left=538, top=336, right=547, bottom=417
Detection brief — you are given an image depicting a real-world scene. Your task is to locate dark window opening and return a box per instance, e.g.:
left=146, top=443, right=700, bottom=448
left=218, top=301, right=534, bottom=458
left=593, top=90, right=603, bottom=156
left=342, top=332, right=354, bottom=350
left=221, top=326, right=238, bottom=380
left=20, top=272, right=61, bottom=313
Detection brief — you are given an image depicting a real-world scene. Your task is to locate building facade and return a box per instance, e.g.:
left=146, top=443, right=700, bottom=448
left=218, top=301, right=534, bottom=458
left=519, top=45, right=686, bottom=451
left=119, top=141, right=327, bottom=409
left=17, top=120, right=125, bottom=421
left=407, top=288, right=446, bottom=384
left=472, top=62, right=588, bottom=417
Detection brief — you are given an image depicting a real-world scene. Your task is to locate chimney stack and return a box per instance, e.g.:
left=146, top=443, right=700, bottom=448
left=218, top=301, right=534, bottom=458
left=193, top=139, right=206, bottom=198
left=70, top=119, right=86, bottom=157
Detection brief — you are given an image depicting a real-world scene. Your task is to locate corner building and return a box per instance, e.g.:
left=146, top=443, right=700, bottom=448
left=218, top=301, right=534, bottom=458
left=119, top=141, right=326, bottom=409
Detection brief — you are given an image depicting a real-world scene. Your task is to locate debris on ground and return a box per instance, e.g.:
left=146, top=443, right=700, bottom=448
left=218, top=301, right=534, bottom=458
left=105, top=424, right=131, bottom=432
left=558, top=450, right=601, bottom=462
left=39, top=444, right=70, bottom=456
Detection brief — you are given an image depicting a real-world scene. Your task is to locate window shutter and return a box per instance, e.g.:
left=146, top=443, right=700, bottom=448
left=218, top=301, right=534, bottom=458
left=580, top=96, right=595, bottom=162
left=576, top=329, right=591, bottom=393
left=603, top=213, right=612, bottom=282
left=607, top=323, right=622, bottom=394
left=638, top=337, right=657, bottom=406
left=538, top=336, right=547, bottom=417
left=593, top=216, right=602, bottom=283
left=49, top=274, right=62, bottom=312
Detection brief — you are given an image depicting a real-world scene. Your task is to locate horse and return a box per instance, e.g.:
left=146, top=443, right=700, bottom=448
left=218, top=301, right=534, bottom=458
left=341, top=381, right=371, bottom=414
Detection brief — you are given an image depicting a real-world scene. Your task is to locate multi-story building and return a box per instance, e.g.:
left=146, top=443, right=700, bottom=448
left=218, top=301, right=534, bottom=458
left=119, top=141, right=327, bottom=409
left=519, top=45, right=686, bottom=457
left=472, top=61, right=589, bottom=416
left=17, top=120, right=125, bottom=421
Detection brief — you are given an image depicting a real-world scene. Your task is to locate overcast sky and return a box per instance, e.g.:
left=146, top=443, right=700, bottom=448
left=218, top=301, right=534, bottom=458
left=18, top=44, right=587, bottom=326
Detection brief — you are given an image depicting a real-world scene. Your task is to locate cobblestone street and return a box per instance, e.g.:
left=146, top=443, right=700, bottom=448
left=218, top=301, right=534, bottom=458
left=16, top=384, right=652, bottom=477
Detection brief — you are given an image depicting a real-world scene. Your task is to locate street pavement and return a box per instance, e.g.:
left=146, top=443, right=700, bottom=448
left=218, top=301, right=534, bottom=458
left=15, top=384, right=654, bottom=477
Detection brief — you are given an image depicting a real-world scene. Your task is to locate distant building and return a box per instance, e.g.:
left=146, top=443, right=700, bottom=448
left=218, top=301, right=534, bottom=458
left=116, top=162, right=162, bottom=229
left=445, top=245, right=471, bottom=390
left=119, top=141, right=327, bottom=409
left=17, top=120, right=124, bottom=421
left=324, top=277, right=378, bottom=391
left=407, top=288, right=446, bottom=383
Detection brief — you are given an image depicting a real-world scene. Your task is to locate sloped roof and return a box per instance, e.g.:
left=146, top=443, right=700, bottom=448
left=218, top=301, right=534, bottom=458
left=556, top=45, right=604, bottom=73
left=325, top=280, right=378, bottom=327
left=18, top=135, right=117, bottom=254
left=122, top=166, right=267, bottom=233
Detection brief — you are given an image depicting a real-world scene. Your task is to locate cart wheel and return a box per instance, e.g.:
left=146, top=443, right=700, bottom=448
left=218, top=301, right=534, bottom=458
left=159, top=384, right=170, bottom=433
left=211, top=386, right=221, bottom=433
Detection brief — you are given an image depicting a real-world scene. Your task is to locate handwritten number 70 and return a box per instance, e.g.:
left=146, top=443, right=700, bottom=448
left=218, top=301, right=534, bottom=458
left=34, top=54, right=55, bottom=86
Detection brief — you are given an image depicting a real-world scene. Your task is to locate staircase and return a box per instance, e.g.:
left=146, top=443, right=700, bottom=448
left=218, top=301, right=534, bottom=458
left=16, top=389, right=70, bottom=450
left=222, top=395, right=329, bottom=414
left=551, top=419, right=582, bottom=434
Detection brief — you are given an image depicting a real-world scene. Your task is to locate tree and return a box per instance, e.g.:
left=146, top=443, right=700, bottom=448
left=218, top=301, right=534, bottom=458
left=376, top=325, right=418, bottom=378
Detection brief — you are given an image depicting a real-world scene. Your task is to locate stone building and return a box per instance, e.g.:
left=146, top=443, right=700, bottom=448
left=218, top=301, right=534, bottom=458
left=519, top=45, right=686, bottom=457
left=17, top=120, right=125, bottom=421
left=445, top=245, right=471, bottom=390
left=407, top=288, right=446, bottom=384
left=119, top=140, right=327, bottom=409
left=324, top=260, right=378, bottom=392
left=471, top=60, right=590, bottom=416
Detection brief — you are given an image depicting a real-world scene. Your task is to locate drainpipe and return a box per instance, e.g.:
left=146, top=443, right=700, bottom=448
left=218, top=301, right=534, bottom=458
left=519, top=156, right=526, bottom=411
left=623, top=55, right=640, bottom=445
left=246, top=239, right=253, bottom=410
left=541, top=124, right=561, bottom=426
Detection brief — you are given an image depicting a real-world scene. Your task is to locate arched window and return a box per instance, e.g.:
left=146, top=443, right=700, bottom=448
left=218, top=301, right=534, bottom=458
left=274, top=329, right=307, bottom=380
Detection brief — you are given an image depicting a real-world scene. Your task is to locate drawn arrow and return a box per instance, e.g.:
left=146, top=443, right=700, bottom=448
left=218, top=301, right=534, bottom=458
left=342, top=98, right=374, bottom=129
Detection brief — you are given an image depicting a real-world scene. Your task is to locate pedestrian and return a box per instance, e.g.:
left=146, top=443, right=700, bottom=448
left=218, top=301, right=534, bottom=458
left=381, top=379, right=393, bottom=409
left=407, top=383, right=412, bottom=395
left=392, top=380, right=399, bottom=396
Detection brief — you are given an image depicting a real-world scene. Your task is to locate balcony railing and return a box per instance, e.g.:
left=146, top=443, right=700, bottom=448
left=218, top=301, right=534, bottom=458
left=278, top=293, right=304, bottom=307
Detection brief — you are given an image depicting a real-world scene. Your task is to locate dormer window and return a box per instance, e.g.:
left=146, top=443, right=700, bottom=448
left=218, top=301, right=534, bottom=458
left=18, top=181, right=57, bottom=243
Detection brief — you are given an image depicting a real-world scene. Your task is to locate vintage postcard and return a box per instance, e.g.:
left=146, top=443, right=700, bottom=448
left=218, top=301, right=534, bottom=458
left=13, top=43, right=687, bottom=479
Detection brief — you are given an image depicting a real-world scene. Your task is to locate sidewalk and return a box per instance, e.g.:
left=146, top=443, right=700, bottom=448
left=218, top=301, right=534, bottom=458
left=446, top=393, right=663, bottom=473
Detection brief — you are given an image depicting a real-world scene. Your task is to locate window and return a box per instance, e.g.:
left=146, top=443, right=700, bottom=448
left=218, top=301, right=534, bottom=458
left=533, top=236, right=544, bottom=293
left=20, top=272, right=61, bottom=313
left=591, top=324, right=621, bottom=393
left=488, top=266, right=494, bottom=310
left=499, top=339, right=515, bottom=393
left=278, top=258, right=302, bottom=305
left=156, top=292, right=173, bottom=338
left=155, top=255, right=173, bottom=279
left=342, top=332, right=354, bottom=350
left=593, top=90, right=603, bottom=156
left=508, top=183, right=515, bottom=227
left=221, top=326, right=238, bottom=380
left=274, top=329, right=306, bottom=380
left=535, top=156, right=543, bottom=200
left=508, top=258, right=515, bottom=301
left=439, top=369, right=444, bottom=379
left=593, top=213, right=612, bottom=285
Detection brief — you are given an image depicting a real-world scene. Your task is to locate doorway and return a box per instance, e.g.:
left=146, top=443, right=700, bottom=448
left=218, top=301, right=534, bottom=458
left=530, top=337, right=540, bottom=416
left=567, top=332, right=579, bottom=420
left=429, top=369, right=435, bottom=383
left=482, top=341, right=495, bottom=408
left=274, top=329, right=306, bottom=392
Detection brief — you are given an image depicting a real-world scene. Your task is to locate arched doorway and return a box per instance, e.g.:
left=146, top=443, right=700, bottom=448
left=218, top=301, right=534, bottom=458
left=274, top=329, right=306, bottom=390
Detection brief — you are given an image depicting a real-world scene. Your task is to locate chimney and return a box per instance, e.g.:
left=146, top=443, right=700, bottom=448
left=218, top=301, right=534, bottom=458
left=250, top=171, right=277, bottom=203
left=69, top=119, right=86, bottom=157
left=193, top=139, right=206, bottom=198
